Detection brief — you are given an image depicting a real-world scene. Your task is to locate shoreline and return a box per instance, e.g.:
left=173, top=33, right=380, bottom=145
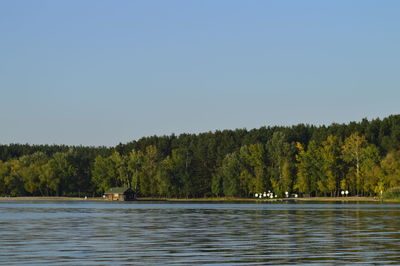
left=0, top=196, right=387, bottom=202
left=0, top=196, right=105, bottom=201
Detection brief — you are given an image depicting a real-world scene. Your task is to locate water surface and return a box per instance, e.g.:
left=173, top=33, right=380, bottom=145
left=1, top=201, right=400, bottom=265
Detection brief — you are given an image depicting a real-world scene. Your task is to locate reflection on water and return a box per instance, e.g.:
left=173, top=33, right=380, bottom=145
left=1, top=201, right=400, bottom=265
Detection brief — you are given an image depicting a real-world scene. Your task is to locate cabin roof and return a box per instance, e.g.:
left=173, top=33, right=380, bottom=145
left=104, top=187, right=132, bottom=194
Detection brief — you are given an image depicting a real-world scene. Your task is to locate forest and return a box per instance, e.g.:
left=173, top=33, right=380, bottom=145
left=1, top=115, right=400, bottom=198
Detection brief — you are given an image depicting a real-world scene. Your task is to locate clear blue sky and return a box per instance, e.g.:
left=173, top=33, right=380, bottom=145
left=1, top=0, right=399, bottom=146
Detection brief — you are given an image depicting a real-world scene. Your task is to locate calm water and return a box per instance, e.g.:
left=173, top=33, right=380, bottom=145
left=1, top=201, right=400, bottom=265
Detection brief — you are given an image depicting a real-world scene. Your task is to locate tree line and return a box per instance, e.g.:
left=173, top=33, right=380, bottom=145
left=1, top=115, right=400, bottom=198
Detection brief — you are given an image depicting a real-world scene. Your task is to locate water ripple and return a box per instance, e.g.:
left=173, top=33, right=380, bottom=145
left=1, top=201, right=400, bottom=265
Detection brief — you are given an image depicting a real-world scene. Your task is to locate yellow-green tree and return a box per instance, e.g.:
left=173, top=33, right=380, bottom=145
left=320, top=136, right=343, bottom=196
left=48, top=152, right=77, bottom=196
left=360, top=145, right=381, bottom=195
left=140, top=146, right=162, bottom=196
left=0, top=160, right=22, bottom=196
left=342, top=133, right=367, bottom=195
left=127, top=149, right=144, bottom=192
left=380, top=150, right=400, bottom=191
left=239, top=144, right=267, bottom=196
left=295, top=141, right=321, bottom=196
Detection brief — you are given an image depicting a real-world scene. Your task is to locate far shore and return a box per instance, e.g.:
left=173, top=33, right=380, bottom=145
left=0, top=196, right=105, bottom=201
left=0, top=196, right=391, bottom=202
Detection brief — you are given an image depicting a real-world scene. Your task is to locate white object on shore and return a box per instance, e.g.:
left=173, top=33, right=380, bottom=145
left=84, top=196, right=87, bottom=200
left=255, top=193, right=259, bottom=198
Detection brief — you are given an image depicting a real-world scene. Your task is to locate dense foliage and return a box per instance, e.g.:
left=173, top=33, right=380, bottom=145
left=382, top=187, right=400, bottom=200
left=1, top=115, right=400, bottom=198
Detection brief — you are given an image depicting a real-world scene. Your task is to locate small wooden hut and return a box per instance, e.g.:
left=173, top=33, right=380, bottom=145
left=104, top=187, right=135, bottom=201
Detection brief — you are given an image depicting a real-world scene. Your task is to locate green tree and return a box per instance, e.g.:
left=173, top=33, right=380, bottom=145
left=5, top=160, right=25, bottom=196
left=110, top=152, right=130, bottom=188
left=140, top=146, right=162, bottom=196
left=342, top=133, right=367, bottom=195
left=160, top=149, right=188, bottom=197
left=40, top=161, right=59, bottom=196
left=92, top=151, right=133, bottom=193
left=0, top=161, right=7, bottom=196
left=48, top=152, right=77, bottom=196
left=127, top=149, right=144, bottom=193
left=92, top=155, right=117, bottom=193
left=320, top=136, right=343, bottom=196
left=281, top=160, right=294, bottom=195
left=239, top=143, right=267, bottom=196
left=218, top=152, right=242, bottom=197
left=211, top=172, right=223, bottom=197
left=266, top=132, right=295, bottom=196
left=295, top=141, right=321, bottom=196
left=380, top=150, right=400, bottom=191
left=359, top=145, right=381, bottom=195
left=0, top=161, right=21, bottom=196
left=17, top=152, right=51, bottom=196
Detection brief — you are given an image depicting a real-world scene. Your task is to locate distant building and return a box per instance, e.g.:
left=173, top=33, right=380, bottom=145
left=104, top=187, right=135, bottom=201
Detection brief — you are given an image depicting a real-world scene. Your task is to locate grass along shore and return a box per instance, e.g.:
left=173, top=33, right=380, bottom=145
left=0, top=196, right=105, bottom=201
left=0, top=196, right=384, bottom=202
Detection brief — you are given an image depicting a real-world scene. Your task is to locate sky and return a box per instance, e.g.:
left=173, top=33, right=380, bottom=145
left=1, top=0, right=399, bottom=146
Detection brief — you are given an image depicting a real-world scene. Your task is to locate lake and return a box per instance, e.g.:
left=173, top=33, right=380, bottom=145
left=1, top=201, right=400, bottom=265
